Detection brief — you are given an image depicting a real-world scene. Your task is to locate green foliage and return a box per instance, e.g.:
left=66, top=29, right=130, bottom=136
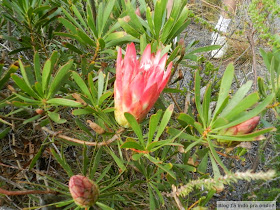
left=249, top=0, right=280, bottom=48
left=0, top=1, right=278, bottom=209
left=1, top=0, right=60, bottom=54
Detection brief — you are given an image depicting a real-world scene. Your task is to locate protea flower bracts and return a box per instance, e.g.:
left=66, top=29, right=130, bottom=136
left=223, top=116, right=260, bottom=135
left=69, top=175, right=99, bottom=208
left=114, top=43, right=172, bottom=127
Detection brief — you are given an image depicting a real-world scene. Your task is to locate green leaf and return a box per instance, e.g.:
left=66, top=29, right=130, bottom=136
left=96, top=163, right=113, bottom=183
left=34, top=52, right=42, bottom=84
left=98, top=71, right=104, bottom=101
left=202, top=83, right=211, bottom=126
left=0, top=64, right=18, bottom=89
left=197, top=152, right=208, bottom=174
left=177, top=113, right=195, bottom=127
left=208, top=140, right=229, bottom=173
left=121, top=141, right=145, bottom=151
left=72, top=71, right=94, bottom=102
left=148, top=186, right=156, bottom=210
left=23, top=115, right=41, bottom=125
left=47, top=98, right=83, bottom=107
left=47, top=60, right=73, bottom=99
left=148, top=110, right=163, bottom=145
left=213, top=63, right=234, bottom=119
left=154, top=104, right=174, bottom=142
left=209, top=152, right=221, bottom=178
left=167, top=127, right=198, bottom=141
left=106, top=148, right=126, bottom=172
left=90, top=147, right=103, bottom=179
left=222, top=92, right=259, bottom=121
left=118, top=18, right=141, bottom=38
left=154, top=0, right=168, bottom=39
left=98, top=91, right=113, bottom=106
left=0, top=127, right=10, bottom=139
left=71, top=4, right=87, bottom=29
left=77, top=29, right=96, bottom=46
left=63, top=42, right=84, bottom=54
left=29, top=138, right=47, bottom=169
left=18, top=59, right=32, bottom=88
left=50, top=148, right=73, bottom=177
left=124, top=112, right=144, bottom=146
left=11, top=74, right=40, bottom=99
left=47, top=111, right=66, bottom=124
left=194, top=70, right=204, bottom=124
left=212, top=127, right=275, bottom=141
left=100, top=0, right=116, bottom=35
left=96, top=202, right=114, bottom=210
left=145, top=154, right=176, bottom=179
left=42, top=59, right=52, bottom=94
left=220, top=80, right=253, bottom=117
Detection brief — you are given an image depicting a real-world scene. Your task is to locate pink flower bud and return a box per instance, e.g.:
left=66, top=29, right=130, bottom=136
left=69, top=175, right=99, bottom=208
left=224, top=116, right=260, bottom=135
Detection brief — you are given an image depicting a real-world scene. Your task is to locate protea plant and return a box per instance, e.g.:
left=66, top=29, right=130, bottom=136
left=69, top=175, right=99, bottom=208
left=114, top=43, right=172, bottom=127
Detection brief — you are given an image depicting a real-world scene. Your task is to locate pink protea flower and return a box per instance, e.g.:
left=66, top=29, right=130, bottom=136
left=224, top=116, right=260, bottom=135
left=114, top=43, right=172, bottom=127
left=69, top=175, right=99, bottom=208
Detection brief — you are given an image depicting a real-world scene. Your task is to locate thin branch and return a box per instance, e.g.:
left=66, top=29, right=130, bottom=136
left=0, top=188, right=56, bottom=196
left=41, top=127, right=124, bottom=147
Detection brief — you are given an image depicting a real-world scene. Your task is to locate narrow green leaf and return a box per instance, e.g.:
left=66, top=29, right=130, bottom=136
left=154, top=0, right=168, bottom=39
left=202, top=83, right=211, bottom=126
left=106, top=148, right=126, bottom=172
left=72, top=71, right=94, bottom=102
left=124, top=112, right=144, bottom=146
left=220, top=80, right=253, bottom=117
left=121, top=141, right=145, bottom=151
left=47, top=98, right=83, bottom=107
left=18, top=59, right=32, bottom=87
left=96, top=163, right=112, bottom=183
left=11, top=74, right=40, bottom=99
left=154, top=104, right=174, bottom=142
left=208, top=140, right=229, bottom=173
left=100, top=0, right=116, bottom=35
left=98, top=71, right=104, bottom=101
left=47, top=60, right=73, bottom=99
left=148, top=110, right=163, bottom=145
left=34, top=52, right=42, bottom=84
left=194, top=70, right=204, bottom=124
left=209, top=152, right=221, bottom=178
left=213, top=63, right=234, bottom=119
left=42, top=59, right=52, bottom=94
left=50, top=148, right=73, bottom=177
left=71, top=4, right=87, bottom=29
left=0, top=64, right=18, bottom=89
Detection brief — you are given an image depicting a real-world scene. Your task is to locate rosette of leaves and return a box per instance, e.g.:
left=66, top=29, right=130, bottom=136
left=71, top=70, right=117, bottom=132
left=10, top=52, right=82, bottom=124
left=55, top=0, right=136, bottom=71
left=168, top=63, right=275, bottom=175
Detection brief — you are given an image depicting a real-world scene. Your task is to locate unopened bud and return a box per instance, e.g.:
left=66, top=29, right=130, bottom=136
left=35, top=109, right=44, bottom=115
left=224, top=116, right=260, bottom=135
left=69, top=175, right=99, bottom=208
